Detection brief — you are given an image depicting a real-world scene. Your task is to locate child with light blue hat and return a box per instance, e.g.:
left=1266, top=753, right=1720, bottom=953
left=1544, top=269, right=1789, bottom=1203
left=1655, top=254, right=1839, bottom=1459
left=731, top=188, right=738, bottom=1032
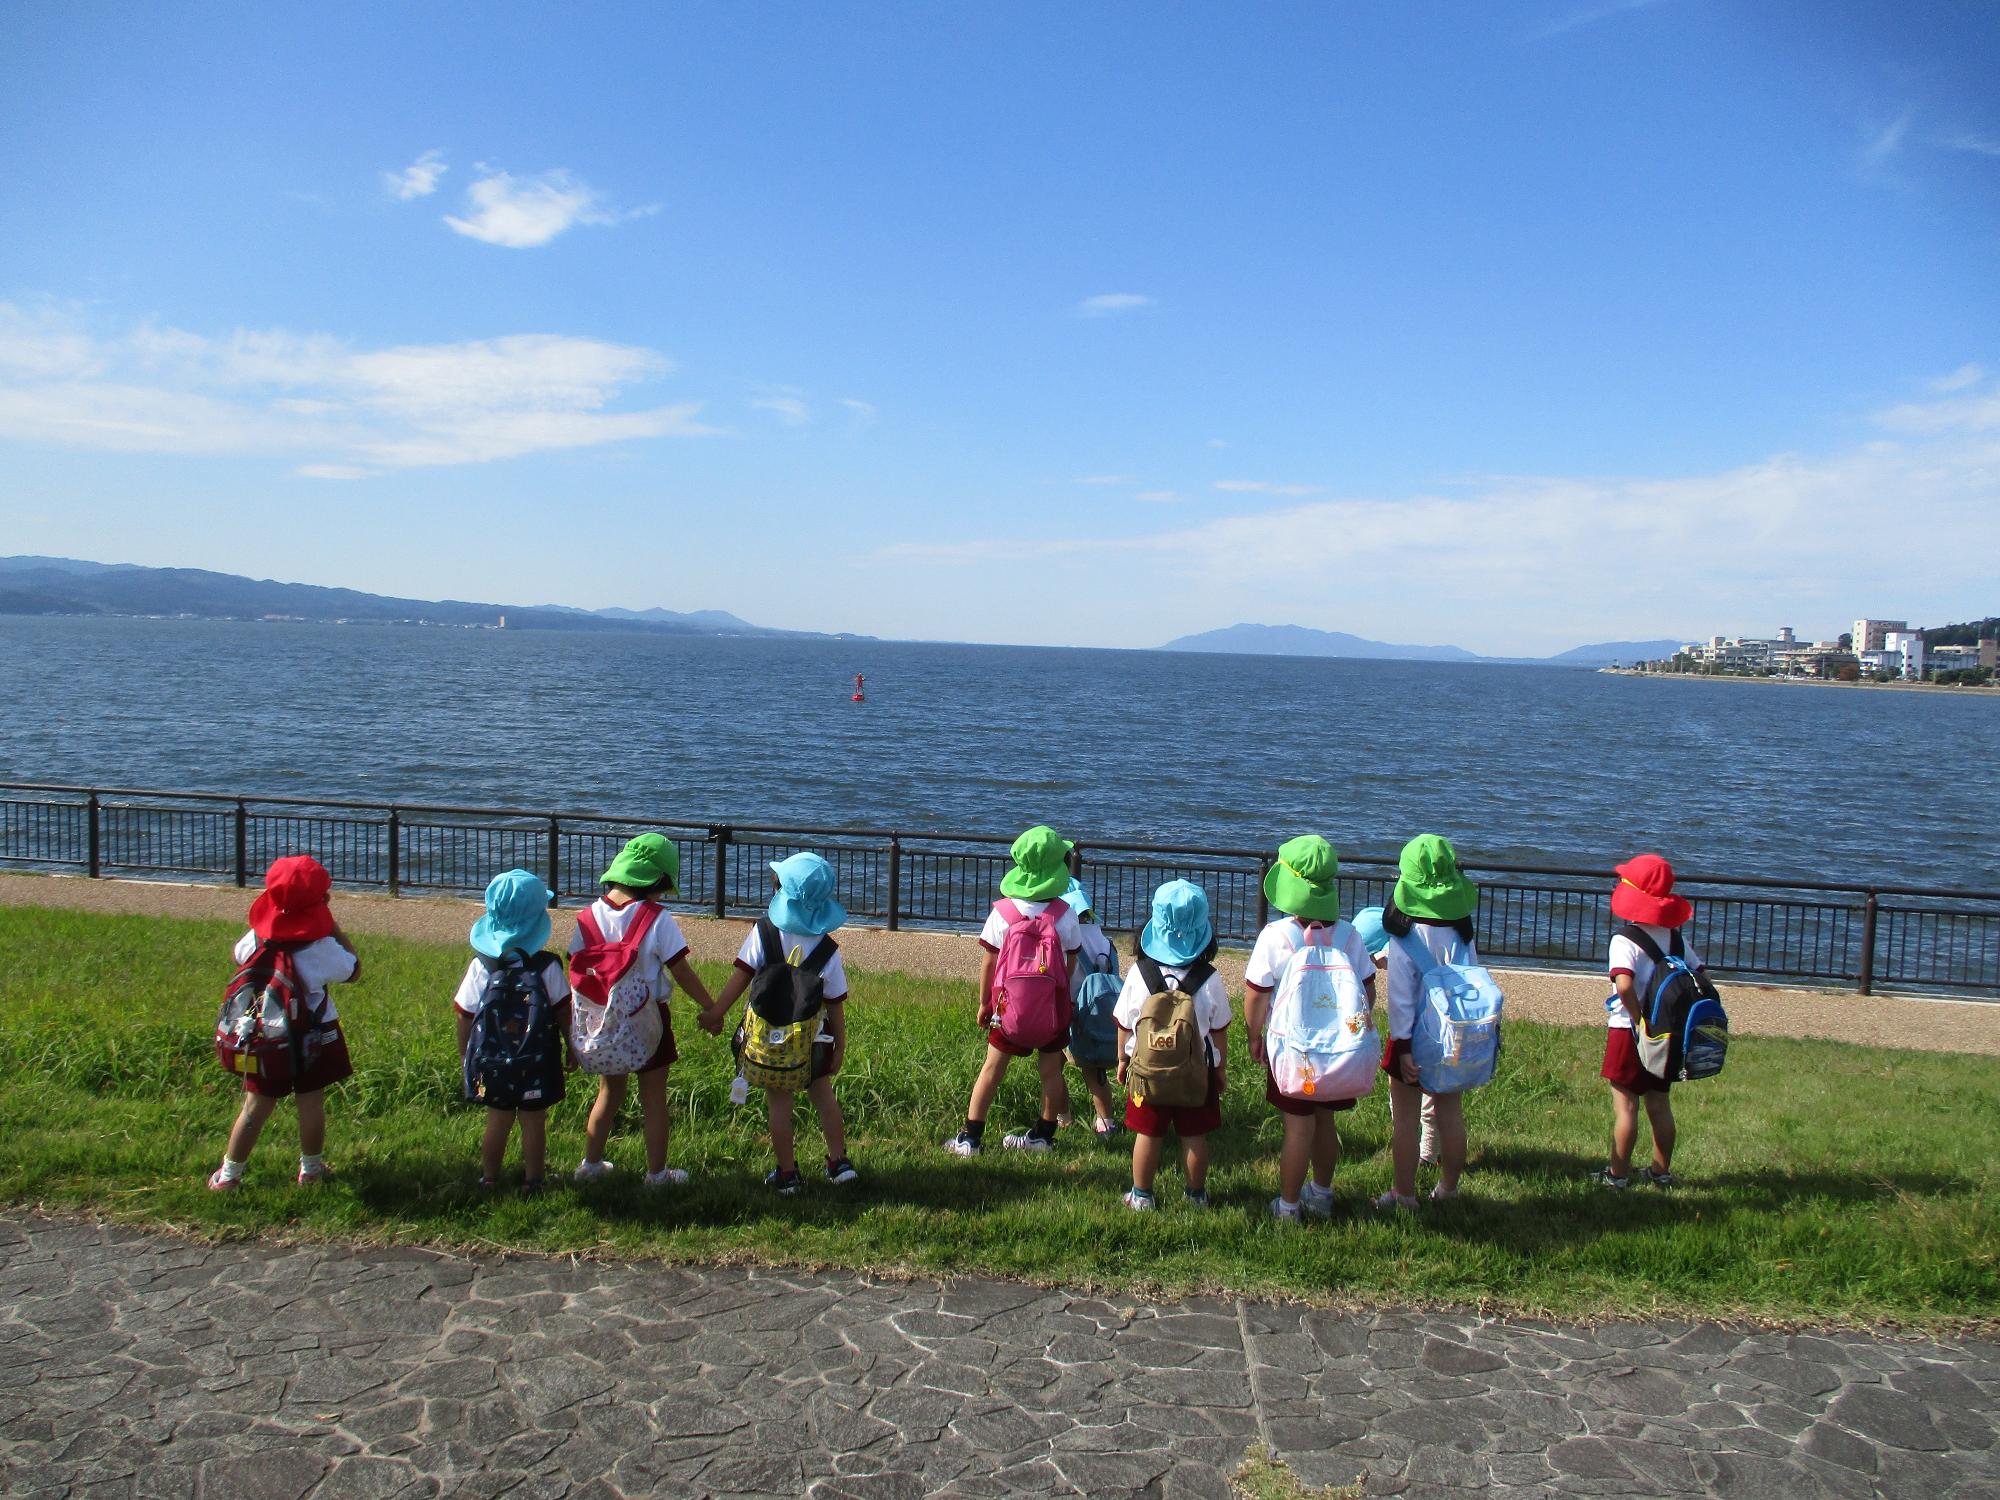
left=1059, top=877, right=1124, bottom=1139
left=698, top=851, right=860, bottom=1194
left=1113, top=880, right=1233, bottom=1211
left=453, top=869, right=571, bottom=1192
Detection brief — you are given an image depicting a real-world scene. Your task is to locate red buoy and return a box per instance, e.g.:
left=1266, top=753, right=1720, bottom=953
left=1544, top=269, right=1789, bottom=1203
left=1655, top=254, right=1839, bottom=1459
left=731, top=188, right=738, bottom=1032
left=852, top=672, right=865, bottom=703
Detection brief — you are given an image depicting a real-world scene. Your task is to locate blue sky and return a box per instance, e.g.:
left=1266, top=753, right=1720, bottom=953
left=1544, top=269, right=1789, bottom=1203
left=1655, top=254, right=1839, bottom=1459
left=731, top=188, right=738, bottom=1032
left=1, top=0, right=1996, bottom=654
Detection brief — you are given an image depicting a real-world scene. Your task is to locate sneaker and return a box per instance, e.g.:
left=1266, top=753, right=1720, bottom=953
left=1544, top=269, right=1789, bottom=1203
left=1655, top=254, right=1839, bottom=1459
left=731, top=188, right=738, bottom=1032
left=574, top=1158, right=616, bottom=1183
left=1055, top=1110, right=1074, bottom=1128
left=1427, top=1184, right=1461, bottom=1202
left=1373, top=1191, right=1418, bottom=1211
left=825, top=1157, right=859, bottom=1185
left=1123, top=1187, right=1156, bottom=1212
left=1001, top=1129, right=1054, bottom=1152
left=645, top=1167, right=690, bottom=1189
left=1592, top=1168, right=1631, bottom=1190
left=296, top=1162, right=332, bottom=1186
left=1301, top=1181, right=1335, bottom=1219
left=520, top=1178, right=546, bottom=1198
left=945, top=1130, right=982, bottom=1158
left=1641, top=1167, right=1676, bottom=1189
left=766, top=1168, right=802, bottom=1196
left=1269, top=1196, right=1302, bottom=1222
left=206, top=1168, right=241, bottom=1193
left=476, top=1176, right=498, bottom=1191
left=1183, top=1188, right=1210, bottom=1209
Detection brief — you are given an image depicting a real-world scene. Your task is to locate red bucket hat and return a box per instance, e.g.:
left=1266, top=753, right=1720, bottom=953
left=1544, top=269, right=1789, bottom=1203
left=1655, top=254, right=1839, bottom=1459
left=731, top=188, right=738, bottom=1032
left=1610, top=853, right=1693, bottom=929
left=248, top=855, right=336, bottom=943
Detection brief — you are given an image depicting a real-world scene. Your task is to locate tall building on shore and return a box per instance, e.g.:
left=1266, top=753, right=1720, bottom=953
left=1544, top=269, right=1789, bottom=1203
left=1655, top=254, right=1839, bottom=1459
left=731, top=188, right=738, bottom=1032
left=1853, top=618, right=1908, bottom=652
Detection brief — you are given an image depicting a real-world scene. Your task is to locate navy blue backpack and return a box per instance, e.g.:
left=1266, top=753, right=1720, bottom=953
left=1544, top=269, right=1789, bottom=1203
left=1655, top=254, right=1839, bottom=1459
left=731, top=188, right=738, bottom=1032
left=1621, top=925, right=1729, bottom=1082
left=465, top=952, right=562, bottom=1108
left=1068, top=941, right=1121, bottom=1069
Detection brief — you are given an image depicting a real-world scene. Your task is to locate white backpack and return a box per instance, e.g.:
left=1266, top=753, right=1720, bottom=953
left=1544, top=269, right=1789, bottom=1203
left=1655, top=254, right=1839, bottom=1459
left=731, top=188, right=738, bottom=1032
left=567, top=903, right=667, bottom=1076
left=1265, top=922, right=1378, bottom=1102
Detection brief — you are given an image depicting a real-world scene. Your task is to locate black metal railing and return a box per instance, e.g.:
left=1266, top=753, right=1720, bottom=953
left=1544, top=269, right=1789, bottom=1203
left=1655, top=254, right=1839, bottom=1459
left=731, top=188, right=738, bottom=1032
left=1, top=781, right=1995, bottom=998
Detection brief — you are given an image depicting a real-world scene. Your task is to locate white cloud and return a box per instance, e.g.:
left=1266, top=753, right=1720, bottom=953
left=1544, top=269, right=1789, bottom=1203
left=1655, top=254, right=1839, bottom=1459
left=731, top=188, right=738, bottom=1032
left=839, top=397, right=878, bottom=423
left=887, top=374, right=2000, bottom=655
left=1206, top=437, right=1227, bottom=449
left=0, top=303, right=716, bottom=473
left=1936, top=131, right=2000, bottom=158
left=384, top=150, right=447, bottom=201
left=1535, top=0, right=1666, bottom=39
left=1077, top=293, right=1155, bottom=318
left=1929, top=363, right=1984, bottom=394
left=751, top=394, right=811, bottom=426
left=1134, top=489, right=1180, bottom=503
left=1073, top=474, right=1135, bottom=486
left=296, top=464, right=372, bottom=480
left=1860, top=110, right=1914, bottom=175
left=443, top=167, right=655, bottom=248
left=1214, top=478, right=1320, bottom=496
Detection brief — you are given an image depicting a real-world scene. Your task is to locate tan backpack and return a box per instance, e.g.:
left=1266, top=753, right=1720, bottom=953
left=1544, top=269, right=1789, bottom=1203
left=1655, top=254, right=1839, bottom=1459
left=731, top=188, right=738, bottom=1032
left=1127, top=957, right=1215, bottom=1108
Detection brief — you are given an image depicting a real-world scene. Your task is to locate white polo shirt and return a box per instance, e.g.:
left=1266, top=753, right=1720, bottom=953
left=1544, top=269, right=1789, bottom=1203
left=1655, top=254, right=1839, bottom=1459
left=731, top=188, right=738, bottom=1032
left=1113, top=959, right=1232, bottom=1063
left=233, top=932, right=357, bottom=1021
left=1606, top=924, right=1704, bottom=1030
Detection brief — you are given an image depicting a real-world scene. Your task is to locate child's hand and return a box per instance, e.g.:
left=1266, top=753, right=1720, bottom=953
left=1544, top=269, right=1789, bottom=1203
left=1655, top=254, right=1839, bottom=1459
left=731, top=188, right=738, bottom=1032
left=1249, top=1034, right=1268, bottom=1068
left=977, top=1007, right=994, bottom=1031
left=826, top=1048, right=844, bottom=1077
left=1398, top=1053, right=1420, bottom=1087
left=1214, top=1068, right=1226, bottom=1096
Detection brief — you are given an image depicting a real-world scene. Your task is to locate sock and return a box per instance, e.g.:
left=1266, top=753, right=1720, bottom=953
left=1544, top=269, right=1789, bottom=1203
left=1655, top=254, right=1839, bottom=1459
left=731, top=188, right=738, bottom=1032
left=216, top=1156, right=246, bottom=1183
left=299, top=1154, right=325, bottom=1174
left=1028, top=1117, right=1058, bottom=1142
left=962, top=1120, right=985, bottom=1145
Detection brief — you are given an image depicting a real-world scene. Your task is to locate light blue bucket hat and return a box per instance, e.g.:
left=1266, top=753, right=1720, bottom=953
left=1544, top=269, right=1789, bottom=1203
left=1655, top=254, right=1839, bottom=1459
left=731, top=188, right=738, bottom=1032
left=1060, top=878, right=1095, bottom=920
left=769, top=851, right=848, bottom=937
left=470, top=868, right=553, bottom=958
left=1139, top=879, right=1212, bottom=966
left=1351, top=905, right=1390, bottom=955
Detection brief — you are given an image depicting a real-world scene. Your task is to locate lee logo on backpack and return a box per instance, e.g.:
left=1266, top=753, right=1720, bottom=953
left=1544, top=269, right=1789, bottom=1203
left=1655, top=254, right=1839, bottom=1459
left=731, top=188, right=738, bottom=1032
left=736, top=919, right=837, bottom=1092
left=1265, top=925, right=1377, bottom=1102
left=464, top=952, right=561, bottom=1108
left=990, top=898, right=1072, bottom=1050
left=567, top=902, right=667, bottom=1075
left=1067, top=941, right=1121, bottom=1070
left=1620, top=924, right=1729, bottom=1082
left=215, top=940, right=320, bottom=1084
left=1391, top=930, right=1504, bottom=1093
left=1126, top=956, right=1214, bottom=1107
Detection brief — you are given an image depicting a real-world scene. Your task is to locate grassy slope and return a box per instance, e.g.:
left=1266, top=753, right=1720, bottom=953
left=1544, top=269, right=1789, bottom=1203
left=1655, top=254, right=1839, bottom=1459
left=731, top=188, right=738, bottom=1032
left=1, top=906, right=1994, bottom=1328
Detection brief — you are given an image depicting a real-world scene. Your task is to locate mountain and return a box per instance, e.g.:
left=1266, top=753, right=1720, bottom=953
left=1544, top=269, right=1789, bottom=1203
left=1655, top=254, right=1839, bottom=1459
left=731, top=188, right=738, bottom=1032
left=0, top=556, right=867, bottom=639
left=1542, top=639, right=1692, bottom=667
left=1160, top=623, right=1482, bottom=661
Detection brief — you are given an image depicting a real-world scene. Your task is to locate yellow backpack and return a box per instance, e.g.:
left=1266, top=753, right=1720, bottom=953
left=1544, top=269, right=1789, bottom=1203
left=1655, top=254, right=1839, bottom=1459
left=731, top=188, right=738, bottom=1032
left=735, top=920, right=836, bottom=1091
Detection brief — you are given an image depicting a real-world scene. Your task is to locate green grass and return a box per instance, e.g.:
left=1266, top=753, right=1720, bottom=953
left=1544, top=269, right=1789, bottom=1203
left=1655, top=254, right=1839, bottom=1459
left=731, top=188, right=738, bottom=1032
left=1230, top=1445, right=1363, bottom=1499
left=2, top=905, right=1996, bottom=1328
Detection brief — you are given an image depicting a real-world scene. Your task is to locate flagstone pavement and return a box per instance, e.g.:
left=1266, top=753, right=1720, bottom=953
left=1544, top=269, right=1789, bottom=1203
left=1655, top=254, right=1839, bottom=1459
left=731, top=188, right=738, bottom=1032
left=2, top=1214, right=1995, bottom=1499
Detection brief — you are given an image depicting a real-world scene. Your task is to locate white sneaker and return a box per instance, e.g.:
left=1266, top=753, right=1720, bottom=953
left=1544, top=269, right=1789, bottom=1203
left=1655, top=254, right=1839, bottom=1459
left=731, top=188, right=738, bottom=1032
left=945, top=1131, right=981, bottom=1157
left=1002, top=1130, right=1054, bottom=1151
left=1269, top=1195, right=1302, bottom=1222
left=1301, top=1181, right=1335, bottom=1219
left=1123, top=1188, right=1156, bottom=1212
left=644, top=1167, right=689, bottom=1188
left=1374, top=1190, right=1418, bottom=1212
left=573, top=1159, right=615, bottom=1183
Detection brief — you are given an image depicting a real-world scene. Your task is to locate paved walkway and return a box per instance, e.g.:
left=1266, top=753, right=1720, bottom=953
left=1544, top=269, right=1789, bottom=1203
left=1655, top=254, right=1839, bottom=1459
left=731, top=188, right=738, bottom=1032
left=2, top=1215, right=1995, bottom=1499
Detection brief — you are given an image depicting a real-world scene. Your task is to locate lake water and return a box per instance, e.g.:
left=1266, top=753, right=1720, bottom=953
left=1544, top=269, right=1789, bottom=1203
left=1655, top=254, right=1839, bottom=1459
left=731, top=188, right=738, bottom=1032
left=5, top=616, right=1997, bottom=888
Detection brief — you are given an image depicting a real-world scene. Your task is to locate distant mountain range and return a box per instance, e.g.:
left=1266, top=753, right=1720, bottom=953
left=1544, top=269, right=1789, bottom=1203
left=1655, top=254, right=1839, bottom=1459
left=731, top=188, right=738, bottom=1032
left=1160, top=622, right=1689, bottom=667
left=0, top=556, right=868, bottom=640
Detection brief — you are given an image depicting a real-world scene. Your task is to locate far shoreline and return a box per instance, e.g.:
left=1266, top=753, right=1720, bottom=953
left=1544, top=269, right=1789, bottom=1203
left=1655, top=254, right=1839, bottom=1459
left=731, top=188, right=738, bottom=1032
left=1602, top=668, right=1999, bottom=696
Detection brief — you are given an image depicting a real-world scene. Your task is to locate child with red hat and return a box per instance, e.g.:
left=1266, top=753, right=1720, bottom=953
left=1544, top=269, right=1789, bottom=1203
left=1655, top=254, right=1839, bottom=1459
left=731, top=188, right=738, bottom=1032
left=210, top=855, right=361, bottom=1190
left=1597, top=853, right=1702, bottom=1189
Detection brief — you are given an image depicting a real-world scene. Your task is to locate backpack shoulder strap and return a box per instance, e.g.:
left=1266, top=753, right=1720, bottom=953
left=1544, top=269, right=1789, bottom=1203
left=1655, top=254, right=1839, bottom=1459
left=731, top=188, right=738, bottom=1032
left=1135, top=954, right=1166, bottom=995
left=627, top=900, right=666, bottom=946
left=799, top=934, right=838, bottom=975
left=574, top=906, right=604, bottom=947
left=1668, top=927, right=1686, bottom=961
left=754, top=917, right=788, bottom=968
left=1393, top=930, right=1439, bottom=976
left=1043, top=898, right=1068, bottom=923
left=997, top=899, right=1026, bottom=927
left=1619, top=922, right=1667, bottom=964
left=1178, top=960, right=1215, bottom=995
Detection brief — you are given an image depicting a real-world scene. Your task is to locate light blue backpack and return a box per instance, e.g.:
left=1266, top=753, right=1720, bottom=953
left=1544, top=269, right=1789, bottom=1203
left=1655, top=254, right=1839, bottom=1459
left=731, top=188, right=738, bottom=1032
left=1392, top=929, right=1503, bottom=1093
left=1266, top=923, right=1378, bottom=1102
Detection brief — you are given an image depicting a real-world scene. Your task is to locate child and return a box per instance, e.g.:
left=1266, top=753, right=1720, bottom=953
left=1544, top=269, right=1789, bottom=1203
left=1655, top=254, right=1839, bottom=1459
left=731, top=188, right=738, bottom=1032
left=1599, top=853, right=1701, bottom=1188
left=209, top=855, right=360, bottom=1190
left=569, top=834, right=718, bottom=1187
left=1376, top=835, right=1480, bottom=1209
left=946, top=824, right=1084, bottom=1156
left=1061, top=878, right=1123, bottom=1138
left=1114, top=880, right=1230, bottom=1210
left=1243, top=835, right=1376, bottom=1221
left=455, top=868, right=571, bottom=1192
left=699, top=852, right=859, bottom=1194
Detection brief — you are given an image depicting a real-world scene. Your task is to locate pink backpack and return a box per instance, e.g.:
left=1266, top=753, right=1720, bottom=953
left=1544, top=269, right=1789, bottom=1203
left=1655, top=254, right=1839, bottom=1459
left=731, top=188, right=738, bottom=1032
left=991, top=898, right=1072, bottom=1049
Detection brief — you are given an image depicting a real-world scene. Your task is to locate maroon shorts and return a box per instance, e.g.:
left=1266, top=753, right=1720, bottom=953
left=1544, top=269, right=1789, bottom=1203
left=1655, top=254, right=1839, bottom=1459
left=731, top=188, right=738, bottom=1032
left=635, top=1003, right=679, bottom=1075
left=1264, top=1061, right=1358, bottom=1116
left=243, top=1021, right=354, bottom=1099
left=1600, top=1027, right=1670, bottom=1095
left=1381, top=1035, right=1412, bottom=1077
left=987, top=1021, right=1070, bottom=1058
left=1125, top=1066, right=1223, bottom=1139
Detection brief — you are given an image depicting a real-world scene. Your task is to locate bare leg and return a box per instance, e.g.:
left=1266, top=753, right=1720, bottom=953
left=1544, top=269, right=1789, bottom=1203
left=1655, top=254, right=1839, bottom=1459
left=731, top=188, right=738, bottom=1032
left=480, top=1109, right=515, bottom=1181
left=225, top=1092, right=279, bottom=1164
left=1432, top=1091, right=1467, bottom=1194
left=1131, top=1132, right=1165, bottom=1193
left=295, top=1089, right=327, bottom=1157
left=519, top=1110, right=547, bottom=1181
left=1642, top=1092, right=1675, bottom=1173
left=806, top=1076, right=846, bottom=1163
left=1181, top=1134, right=1210, bottom=1195
left=1035, top=1050, right=1068, bottom=1123
left=769, top=1088, right=798, bottom=1174
left=584, top=1074, right=627, bottom=1164
left=1310, top=1111, right=1341, bottom=1189
left=1278, top=1112, right=1317, bottom=1204
left=1389, top=1076, right=1423, bottom=1199
left=637, top=1069, right=671, bottom=1175
left=1084, top=1067, right=1117, bottom=1126
left=965, top=1045, right=1012, bottom=1123
left=1608, top=1085, right=1641, bottom=1176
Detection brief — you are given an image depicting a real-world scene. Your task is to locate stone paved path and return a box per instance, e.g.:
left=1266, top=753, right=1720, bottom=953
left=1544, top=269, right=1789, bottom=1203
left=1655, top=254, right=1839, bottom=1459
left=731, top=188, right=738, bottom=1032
left=2, top=1215, right=1996, bottom=1500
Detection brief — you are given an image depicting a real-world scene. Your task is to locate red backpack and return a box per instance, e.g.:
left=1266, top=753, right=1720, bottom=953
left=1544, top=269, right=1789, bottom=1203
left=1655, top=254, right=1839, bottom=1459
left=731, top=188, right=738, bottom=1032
left=991, top=898, right=1072, bottom=1049
left=215, top=941, right=318, bottom=1085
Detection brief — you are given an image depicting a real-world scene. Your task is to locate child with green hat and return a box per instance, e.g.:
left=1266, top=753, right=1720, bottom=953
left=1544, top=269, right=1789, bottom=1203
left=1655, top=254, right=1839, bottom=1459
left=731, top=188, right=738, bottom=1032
left=1243, top=834, right=1377, bottom=1220
left=1376, top=834, right=1481, bottom=1209
left=566, top=833, right=718, bottom=1187
left=946, top=825, right=1085, bottom=1157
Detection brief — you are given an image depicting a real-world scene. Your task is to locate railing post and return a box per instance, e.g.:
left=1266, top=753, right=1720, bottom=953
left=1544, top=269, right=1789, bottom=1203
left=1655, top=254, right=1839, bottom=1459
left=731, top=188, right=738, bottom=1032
left=387, top=808, right=401, bottom=898
left=233, top=799, right=248, bottom=887
left=1858, top=890, right=1878, bottom=996
left=87, top=792, right=100, bottom=878
left=1256, top=856, right=1271, bottom=929
left=886, top=836, right=902, bottom=931
left=546, top=815, right=561, bottom=905
left=712, top=826, right=731, bottom=918
left=1068, top=842, right=1083, bottom=877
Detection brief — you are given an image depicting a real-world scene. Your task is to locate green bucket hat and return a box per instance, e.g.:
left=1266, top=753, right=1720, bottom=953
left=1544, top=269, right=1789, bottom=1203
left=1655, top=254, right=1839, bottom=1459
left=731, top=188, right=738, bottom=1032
left=1394, top=833, right=1478, bottom=922
left=998, top=824, right=1074, bottom=901
left=1263, top=834, right=1342, bottom=923
left=600, top=833, right=680, bottom=893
